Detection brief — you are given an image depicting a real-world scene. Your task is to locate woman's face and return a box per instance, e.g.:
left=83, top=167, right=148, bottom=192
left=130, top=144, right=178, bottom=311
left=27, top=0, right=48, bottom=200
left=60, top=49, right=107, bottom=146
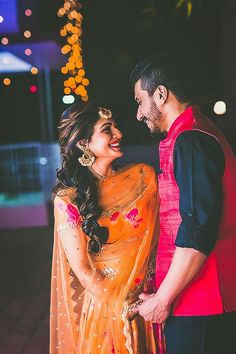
left=88, top=118, right=123, bottom=161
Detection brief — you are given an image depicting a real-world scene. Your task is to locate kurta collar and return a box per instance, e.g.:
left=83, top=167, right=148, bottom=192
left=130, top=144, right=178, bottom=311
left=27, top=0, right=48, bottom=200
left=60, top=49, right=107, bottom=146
left=165, top=105, right=200, bottom=139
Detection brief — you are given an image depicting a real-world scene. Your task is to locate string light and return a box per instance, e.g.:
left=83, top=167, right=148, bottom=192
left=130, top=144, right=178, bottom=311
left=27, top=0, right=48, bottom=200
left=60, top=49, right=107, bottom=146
left=62, top=95, right=75, bottom=104
left=30, top=85, right=38, bottom=93
left=25, top=9, right=32, bottom=17
left=31, top=67, right=38, bottom=75
left=25, top=48, right=32, bottom=56
left=3, top=78, right=11, bottom=86
left=1, top=37, right=9, bottom=45
left=24, top=30, right=31, bottom=39
left=213, top=101, right=226, bottom=115
left=58, top=0, right=90, bottom=101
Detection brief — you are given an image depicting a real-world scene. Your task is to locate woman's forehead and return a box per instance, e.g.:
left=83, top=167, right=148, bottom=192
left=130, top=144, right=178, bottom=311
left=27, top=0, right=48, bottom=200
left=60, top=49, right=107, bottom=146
left=94, top=117, right=115, bottom=129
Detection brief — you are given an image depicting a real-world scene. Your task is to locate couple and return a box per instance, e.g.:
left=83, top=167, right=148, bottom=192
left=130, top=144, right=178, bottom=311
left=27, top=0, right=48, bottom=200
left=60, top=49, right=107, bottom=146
left=50, top=52, right=236, bottom=354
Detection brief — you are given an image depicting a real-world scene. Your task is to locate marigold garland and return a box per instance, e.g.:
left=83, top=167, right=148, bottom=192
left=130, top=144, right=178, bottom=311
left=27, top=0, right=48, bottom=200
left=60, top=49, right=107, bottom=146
left=58, top=0, right=89, bottom=101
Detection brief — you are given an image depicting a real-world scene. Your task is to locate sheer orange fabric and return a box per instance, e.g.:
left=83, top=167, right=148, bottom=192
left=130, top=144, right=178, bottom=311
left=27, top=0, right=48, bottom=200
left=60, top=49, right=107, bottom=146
left=50, top=163, right=160, bottom=353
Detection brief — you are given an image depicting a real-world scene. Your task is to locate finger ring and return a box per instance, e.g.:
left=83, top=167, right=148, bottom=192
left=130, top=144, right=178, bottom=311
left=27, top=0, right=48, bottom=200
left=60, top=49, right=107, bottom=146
left=135, top=299, right=143, bottom=306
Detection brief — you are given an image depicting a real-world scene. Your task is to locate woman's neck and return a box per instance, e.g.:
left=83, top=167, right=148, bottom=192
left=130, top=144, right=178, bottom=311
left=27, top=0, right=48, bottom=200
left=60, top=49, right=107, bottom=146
left=90, top=159, right=114, bottom=179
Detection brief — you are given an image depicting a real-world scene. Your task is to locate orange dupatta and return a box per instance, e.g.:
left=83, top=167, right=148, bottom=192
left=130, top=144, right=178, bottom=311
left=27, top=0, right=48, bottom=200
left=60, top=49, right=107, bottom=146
left=50, top=163, right=160, bottom=354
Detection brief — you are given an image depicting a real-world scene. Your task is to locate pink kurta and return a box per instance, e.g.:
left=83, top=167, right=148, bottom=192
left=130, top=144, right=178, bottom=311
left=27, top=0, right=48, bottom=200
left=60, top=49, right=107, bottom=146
left=156, top=105, right=236, bottom=316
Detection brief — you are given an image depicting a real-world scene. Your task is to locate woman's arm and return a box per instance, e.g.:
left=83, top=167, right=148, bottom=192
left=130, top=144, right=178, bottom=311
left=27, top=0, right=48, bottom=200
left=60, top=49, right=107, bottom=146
left=55, top=196, right=105, bottom=294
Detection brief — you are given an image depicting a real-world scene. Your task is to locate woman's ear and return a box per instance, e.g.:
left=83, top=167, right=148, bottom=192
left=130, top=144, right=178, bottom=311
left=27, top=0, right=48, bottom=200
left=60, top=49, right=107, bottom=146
left=76, top=139, right=88, bottom=151
left=76, top=139, right=87, bottom=149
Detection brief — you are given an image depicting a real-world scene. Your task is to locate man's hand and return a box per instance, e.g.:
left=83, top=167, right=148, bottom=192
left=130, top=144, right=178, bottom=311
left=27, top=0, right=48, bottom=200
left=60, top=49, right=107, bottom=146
left=138, top=292, right=171, bottom=323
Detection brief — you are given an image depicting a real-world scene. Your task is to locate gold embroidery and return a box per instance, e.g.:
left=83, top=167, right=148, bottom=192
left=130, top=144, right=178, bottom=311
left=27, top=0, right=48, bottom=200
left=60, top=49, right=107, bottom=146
left=101, top=168, right=147, bottom=217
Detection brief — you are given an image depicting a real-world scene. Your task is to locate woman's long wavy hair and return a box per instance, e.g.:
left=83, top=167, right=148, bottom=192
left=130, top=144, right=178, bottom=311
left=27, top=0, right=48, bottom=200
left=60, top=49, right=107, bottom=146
left=54, top=102, right=110, bottom=255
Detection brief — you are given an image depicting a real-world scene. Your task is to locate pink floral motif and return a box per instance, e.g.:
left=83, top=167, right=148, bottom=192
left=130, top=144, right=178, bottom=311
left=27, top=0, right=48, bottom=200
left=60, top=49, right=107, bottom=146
left=110, top=211, right=119, bottom=222
left=135, top=277, right=142, bottom=285
left=125, top=208, right=143, bottom=228
left=66, top=203, right=81, bottom=224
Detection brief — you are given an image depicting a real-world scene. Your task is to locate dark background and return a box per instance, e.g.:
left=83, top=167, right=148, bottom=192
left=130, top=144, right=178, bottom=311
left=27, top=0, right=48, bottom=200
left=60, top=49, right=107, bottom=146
left=1, top=0, right=236, bottom=149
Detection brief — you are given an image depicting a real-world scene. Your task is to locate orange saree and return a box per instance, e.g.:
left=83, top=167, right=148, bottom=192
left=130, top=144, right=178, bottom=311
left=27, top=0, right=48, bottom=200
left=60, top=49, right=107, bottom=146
left=50, top=163, right=160, bottom=354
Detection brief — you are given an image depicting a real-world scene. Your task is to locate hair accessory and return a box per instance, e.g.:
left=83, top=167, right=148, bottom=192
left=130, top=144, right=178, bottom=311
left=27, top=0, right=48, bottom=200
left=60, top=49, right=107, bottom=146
left=77, top=142, right=95, bottom=167
left=98, top=107, right=112, bottom=119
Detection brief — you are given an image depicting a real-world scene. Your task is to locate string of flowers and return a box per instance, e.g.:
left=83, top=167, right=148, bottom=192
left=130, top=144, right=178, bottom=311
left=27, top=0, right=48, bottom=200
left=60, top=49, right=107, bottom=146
left=57, top=0, right=89, bottom=102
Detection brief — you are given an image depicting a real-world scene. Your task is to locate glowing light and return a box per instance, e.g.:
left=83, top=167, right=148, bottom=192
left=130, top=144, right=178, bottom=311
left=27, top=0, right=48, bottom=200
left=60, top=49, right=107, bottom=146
left=31, top=67, right=38, bottom=75
left=1, top=37, right=8, bottom=45
left=82, top=78, right=89, bottom=86
left=64, top=87, right=71, bottom=94
left=39, top=157, right=48, bottom=165
left=78, top=69, right=85, bottom=77
left=57, top=8, right=66, bottom=17
left=61, top=44, right=71, bottom=55
left=61, top=67, right=68, bottom=74
left=3, top=78, right=11, bottom=86
left=0, top=52, right=32, bottom=73
left=62, top=95, right=75, bottom=104
left=213, top=101, right=226, bottom=115
left=75, top=75, right=82, bottom=83
left=25, top=9, right=32, bottom=16
left=25, top=48, right=32, bottom=56
left=2, top=56, right=9, bottom=65
left=74, top=84, right=86, bottom=96
left=24, top=30, right=31, bottom=39
left=64, top=2, right=71, bottom=11
left=30, top=85, right=38, bottom=93
left=0, top=16, right=4, bottom=23
left=81, top=95, right=89, bottom=102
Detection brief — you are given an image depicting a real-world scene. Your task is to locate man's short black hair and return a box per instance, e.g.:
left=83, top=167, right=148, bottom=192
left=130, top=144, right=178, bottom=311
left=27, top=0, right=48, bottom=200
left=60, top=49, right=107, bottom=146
left=130, top=50, right=199, bottom=104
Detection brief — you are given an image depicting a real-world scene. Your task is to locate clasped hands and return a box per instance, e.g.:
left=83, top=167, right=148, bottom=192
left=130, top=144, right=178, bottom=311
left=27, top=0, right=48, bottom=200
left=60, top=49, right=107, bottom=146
left=128, top=291, right=171, bottom=323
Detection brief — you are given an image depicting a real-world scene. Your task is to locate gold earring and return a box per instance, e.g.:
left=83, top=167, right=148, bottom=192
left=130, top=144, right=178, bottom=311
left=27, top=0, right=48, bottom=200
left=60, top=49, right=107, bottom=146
left=77, top=142, right=95, bottom=167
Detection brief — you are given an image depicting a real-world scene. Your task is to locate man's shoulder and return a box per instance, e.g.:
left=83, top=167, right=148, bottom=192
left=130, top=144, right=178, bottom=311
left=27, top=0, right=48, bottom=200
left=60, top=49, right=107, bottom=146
left=175, top=129, right=222, bottom=151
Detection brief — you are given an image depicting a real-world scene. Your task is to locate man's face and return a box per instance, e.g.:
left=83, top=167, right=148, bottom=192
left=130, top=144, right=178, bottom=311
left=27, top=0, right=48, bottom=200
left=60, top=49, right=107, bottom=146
left=134, top=80, right=164, bottom=133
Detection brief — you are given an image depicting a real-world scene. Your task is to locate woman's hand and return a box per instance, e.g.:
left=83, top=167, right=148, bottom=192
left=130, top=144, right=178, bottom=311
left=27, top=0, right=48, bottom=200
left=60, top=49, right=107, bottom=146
left=127, top=299, right=143, bottom=321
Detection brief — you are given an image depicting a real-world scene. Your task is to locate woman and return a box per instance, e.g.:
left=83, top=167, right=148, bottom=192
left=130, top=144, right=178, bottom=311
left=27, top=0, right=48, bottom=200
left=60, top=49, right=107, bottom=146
left=50, top=103, right=161, bottom=353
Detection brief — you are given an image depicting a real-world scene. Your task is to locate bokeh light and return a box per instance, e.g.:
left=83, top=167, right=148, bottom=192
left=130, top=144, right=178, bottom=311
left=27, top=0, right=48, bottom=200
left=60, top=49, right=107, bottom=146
left=25, top=48, right=32, bottom=56
left=30, top=85, right=38, bottom=93
left=1, top=37, right=9, bottom=45
left=3, top=78, right=11, bottom=86
left=0, top=16, right=4, bottom=23
left=62, top=95, right=75, bottom=104
left=31, top=67, right=38, bottom=75
left=24, top=30, right=32, bottom=39
left=213, top=101, right=226, bottom=115
left=25, top=9, right=32, bottom=17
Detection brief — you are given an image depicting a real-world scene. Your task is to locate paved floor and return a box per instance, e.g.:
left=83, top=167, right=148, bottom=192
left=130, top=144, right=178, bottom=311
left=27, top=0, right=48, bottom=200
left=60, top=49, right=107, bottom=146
left=0, top=226, right=53, bottom=354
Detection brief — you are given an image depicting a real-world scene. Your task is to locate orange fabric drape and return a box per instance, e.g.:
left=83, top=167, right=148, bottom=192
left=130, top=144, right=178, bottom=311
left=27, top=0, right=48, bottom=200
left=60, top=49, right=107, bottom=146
left=50, top=163, right=161, bottom=354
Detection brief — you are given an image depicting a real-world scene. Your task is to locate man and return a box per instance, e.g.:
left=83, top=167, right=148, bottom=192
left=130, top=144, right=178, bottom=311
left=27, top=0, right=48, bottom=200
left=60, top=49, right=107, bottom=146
left=130, top=52, right=236, bottom=354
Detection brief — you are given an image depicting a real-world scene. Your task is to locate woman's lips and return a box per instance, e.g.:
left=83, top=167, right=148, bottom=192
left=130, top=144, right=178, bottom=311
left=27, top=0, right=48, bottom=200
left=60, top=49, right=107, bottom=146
left=109, top=141, right=122, bottom=151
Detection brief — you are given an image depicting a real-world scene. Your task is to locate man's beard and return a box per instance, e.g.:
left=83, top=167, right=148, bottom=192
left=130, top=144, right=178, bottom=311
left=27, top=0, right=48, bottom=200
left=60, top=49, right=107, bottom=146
left=146, top=99, right=162, bottom=134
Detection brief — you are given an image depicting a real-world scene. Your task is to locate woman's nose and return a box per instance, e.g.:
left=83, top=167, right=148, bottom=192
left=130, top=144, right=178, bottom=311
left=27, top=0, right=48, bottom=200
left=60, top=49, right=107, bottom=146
left=113, top=128, right=122, bottom=139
